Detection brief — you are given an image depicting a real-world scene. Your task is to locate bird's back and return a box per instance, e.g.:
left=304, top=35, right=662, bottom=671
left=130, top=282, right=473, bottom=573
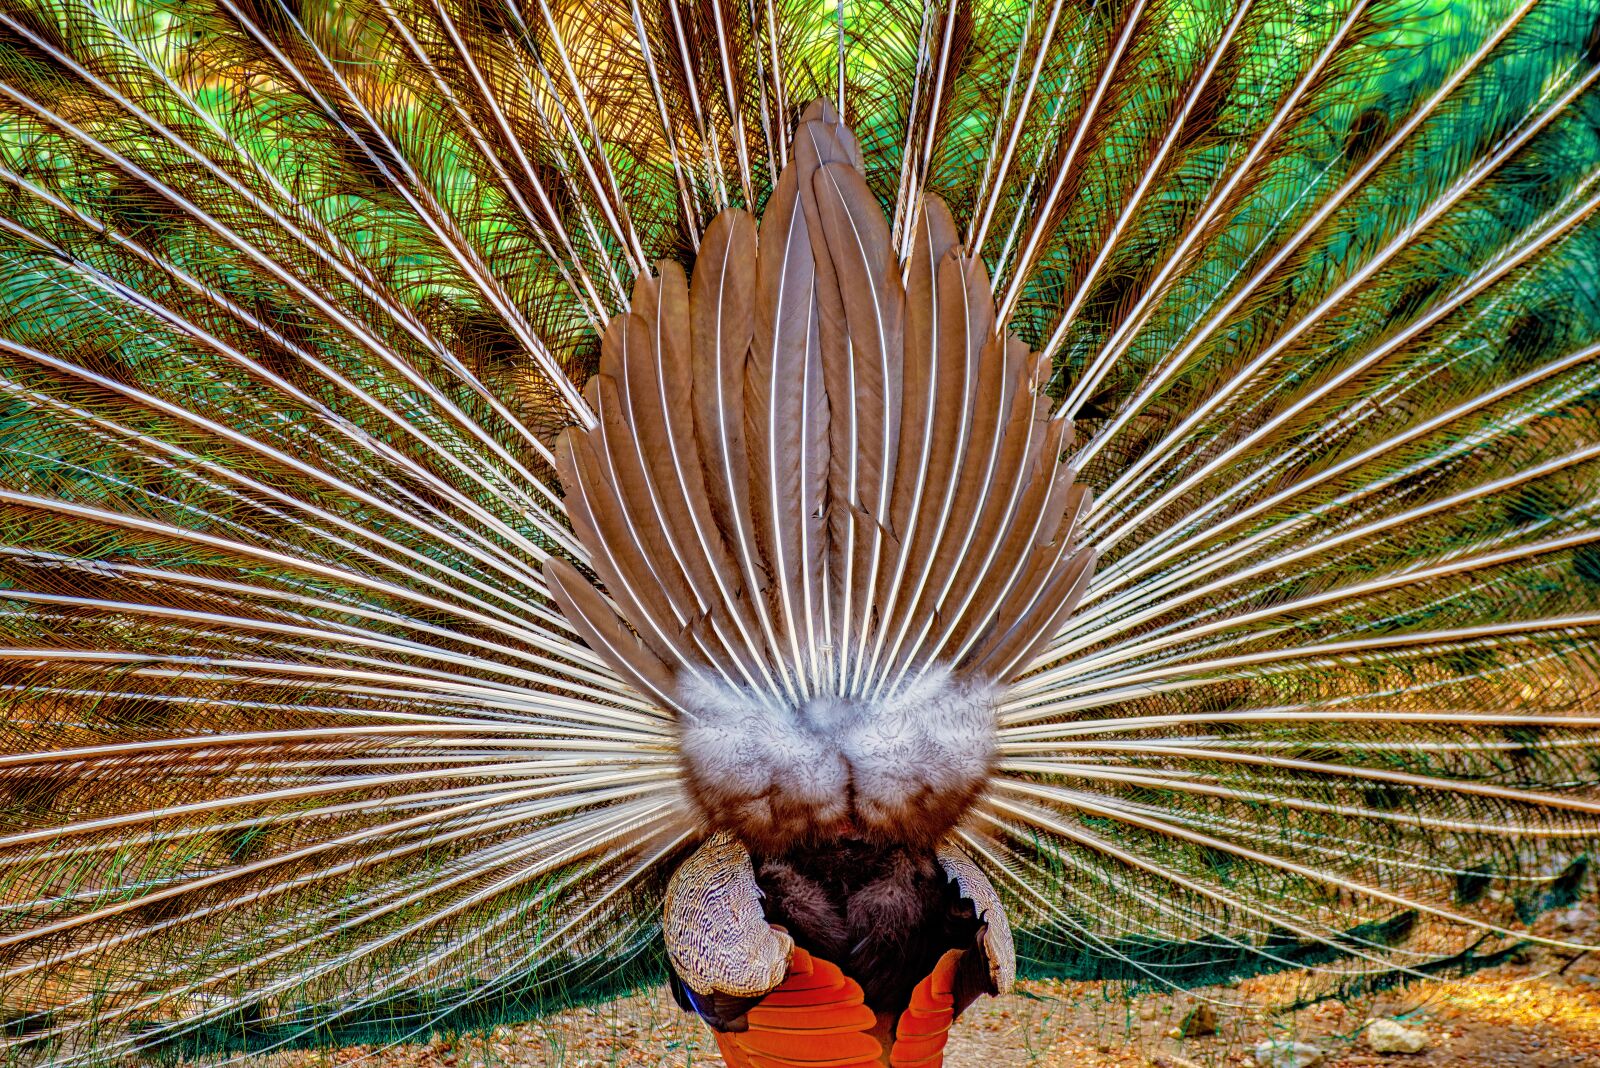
left=753, top=840, right=981, bottom=1015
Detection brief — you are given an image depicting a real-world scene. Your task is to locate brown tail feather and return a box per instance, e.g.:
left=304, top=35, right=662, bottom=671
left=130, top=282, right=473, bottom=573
left=544, top=105, right=1095, bottom=845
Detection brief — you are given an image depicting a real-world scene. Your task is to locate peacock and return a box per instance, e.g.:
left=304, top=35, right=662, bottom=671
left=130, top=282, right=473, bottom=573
left=0, top=0, right=1596, bottom=1063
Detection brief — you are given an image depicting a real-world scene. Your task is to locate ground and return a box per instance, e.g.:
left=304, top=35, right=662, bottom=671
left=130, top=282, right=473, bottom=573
left=250, top=904, right=1600, bottom=1068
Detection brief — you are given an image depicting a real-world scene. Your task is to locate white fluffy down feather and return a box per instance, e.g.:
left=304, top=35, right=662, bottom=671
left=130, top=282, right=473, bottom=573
left=677, top=668, right=998, bottom=846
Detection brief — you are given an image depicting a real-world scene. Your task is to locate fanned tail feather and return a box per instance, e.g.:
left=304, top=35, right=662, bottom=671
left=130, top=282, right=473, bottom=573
left=0, top=0, right=1594, bottom=1061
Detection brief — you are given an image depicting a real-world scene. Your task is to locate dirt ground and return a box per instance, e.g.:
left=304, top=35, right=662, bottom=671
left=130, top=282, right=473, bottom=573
left=251, top=904, right=1600, bottom=1068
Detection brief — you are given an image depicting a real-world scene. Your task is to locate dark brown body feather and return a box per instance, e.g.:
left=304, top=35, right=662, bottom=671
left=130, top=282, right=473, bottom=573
left=753, top=840, right=984, bottom=1015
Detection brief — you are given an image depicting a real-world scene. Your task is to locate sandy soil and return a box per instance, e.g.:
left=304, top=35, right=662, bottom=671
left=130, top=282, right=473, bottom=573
left=251, top=904, right=1600, bottom=1068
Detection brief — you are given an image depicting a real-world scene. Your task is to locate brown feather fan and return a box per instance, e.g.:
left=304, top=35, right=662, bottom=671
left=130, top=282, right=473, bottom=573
left=545, top=101, right=1095, bottom=856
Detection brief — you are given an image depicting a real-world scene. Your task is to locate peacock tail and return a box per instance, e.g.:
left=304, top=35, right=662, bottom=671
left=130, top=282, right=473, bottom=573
left=0, top=0, right=1596, bottom=1061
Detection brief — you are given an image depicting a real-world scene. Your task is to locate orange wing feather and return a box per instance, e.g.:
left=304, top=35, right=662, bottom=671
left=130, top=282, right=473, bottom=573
left=711, top=945, right=970, bottom=1068
left=713, top=947, right=886, bottom=1068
